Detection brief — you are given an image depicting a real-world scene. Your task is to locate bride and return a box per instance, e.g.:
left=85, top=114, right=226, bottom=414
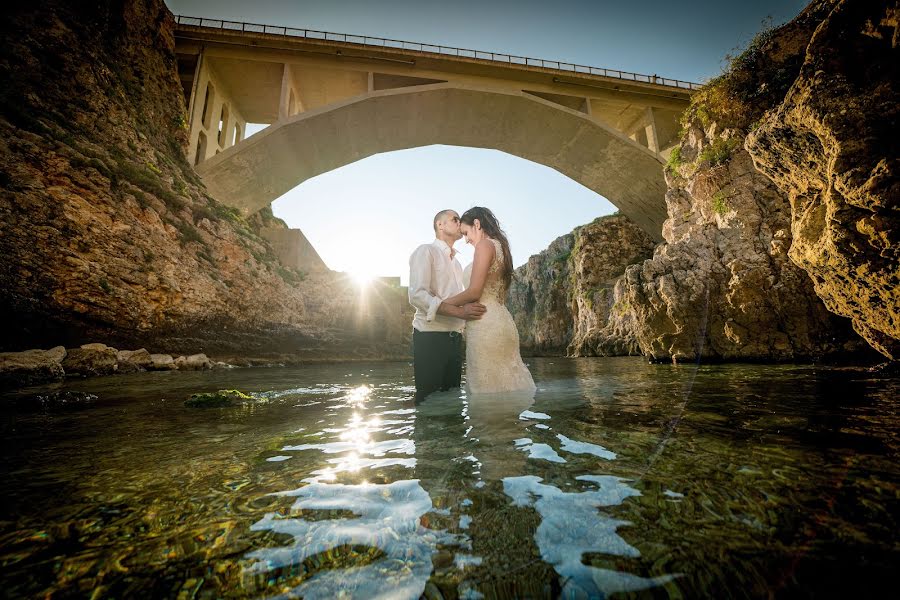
left=441, top=207, right=536, bottom=395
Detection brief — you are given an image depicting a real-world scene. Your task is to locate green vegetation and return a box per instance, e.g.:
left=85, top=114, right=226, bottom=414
left=712, top=191, right=731, bottom=216
left=98, top=278, right=111, bottom=293
left=276, top=265, right=307, bottom=285
left=185, top=389, right=254, bottom=408
left=174, top=219, right=205, bottom=246
left=665, top=145, right=684, bottom=173
left=681, top=16, right=805, bottom=133
left=612, top=300, right=632, bottom=316
left=698, top=137, right=740, bottom=167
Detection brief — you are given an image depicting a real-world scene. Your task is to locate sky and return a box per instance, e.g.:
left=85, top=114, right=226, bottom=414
left=167, top=0, right=809, bottom=283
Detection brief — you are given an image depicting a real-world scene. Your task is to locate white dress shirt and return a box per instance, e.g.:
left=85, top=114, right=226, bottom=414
left=408, top=239, right=465, bottom=333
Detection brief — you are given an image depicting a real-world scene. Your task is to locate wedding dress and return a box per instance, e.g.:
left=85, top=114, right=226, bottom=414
left=464, top=239, right=536, bottom=395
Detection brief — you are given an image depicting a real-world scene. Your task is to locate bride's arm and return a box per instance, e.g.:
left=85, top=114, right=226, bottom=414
left=442, top=239, right=495, bottom=306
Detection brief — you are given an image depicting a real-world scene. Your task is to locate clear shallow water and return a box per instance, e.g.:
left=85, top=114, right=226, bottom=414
left=1, top=357, right=898, bottom=598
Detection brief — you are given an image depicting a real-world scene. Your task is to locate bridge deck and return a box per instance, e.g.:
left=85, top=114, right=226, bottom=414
left=174, top=15, right=701, bottom=96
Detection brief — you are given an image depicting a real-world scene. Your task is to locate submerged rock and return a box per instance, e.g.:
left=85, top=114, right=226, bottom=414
left=11, top=390, right=99, bottom=412
left=0, top=348, right=66, bottom=389
left=185, top=389, right=254, bottom=408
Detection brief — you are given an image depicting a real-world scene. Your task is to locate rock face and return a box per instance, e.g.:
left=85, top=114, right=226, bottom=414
left=604, top=0, right=887, bottom=363
left=615, top=141, right=863, bottom=362
left=507, top=215, right=655, bottom=356
left=567, top=216, right=657, bottom=356
left=0, top=0, right=407, bottom=360
left=746, top=0, right=900, bottom=359
left=508, top=232, right=574, bottom=354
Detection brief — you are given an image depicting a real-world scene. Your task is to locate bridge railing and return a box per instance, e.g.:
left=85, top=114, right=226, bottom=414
left=175, top=15, right=702, bottom=91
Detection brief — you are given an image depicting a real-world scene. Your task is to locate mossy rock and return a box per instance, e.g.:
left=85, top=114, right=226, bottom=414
left=185, top=389, right=254, bottom=408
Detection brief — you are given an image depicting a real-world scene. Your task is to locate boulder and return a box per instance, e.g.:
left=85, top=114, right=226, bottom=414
left=61, top=346, right=118, bottom=377
left=46, top=346, right=67, bottom=362
left=117, top=348, right=153, bottom=373
left=148, top=354, right=176, bottom=370
left=0, top=349, right=66, bottom=389
left=174, top=353, right=213, bottom=370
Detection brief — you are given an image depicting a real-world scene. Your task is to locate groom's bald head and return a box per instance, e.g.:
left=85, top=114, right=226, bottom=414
left=433, top=209, right=459, bottom=234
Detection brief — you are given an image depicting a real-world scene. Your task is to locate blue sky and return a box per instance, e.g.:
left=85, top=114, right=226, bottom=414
left=167, top=0, right=809, bottom=283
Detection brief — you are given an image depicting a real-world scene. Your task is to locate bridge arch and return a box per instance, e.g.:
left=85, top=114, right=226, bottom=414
left=196, top=82, right=668, bottom=239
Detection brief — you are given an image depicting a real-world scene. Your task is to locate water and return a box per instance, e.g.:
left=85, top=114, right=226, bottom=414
left=1, top=357, right=897, bottom=598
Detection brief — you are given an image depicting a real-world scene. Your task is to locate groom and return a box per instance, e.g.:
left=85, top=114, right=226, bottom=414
left=408, top=209, right=486, bottom=403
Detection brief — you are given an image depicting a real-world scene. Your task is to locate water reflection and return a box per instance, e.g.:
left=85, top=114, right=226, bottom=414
left=246, top=480, right=457, bottom=599
left=3, top=359, right=895, bottom=597
left=504, top=474, right=677, bottom=597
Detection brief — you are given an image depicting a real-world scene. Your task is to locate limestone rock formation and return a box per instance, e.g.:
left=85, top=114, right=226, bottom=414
left=567, top=216, right=656, bottom=356
left=507, top=214, right=654, bottom=356
left=117, top=348, right=152, bottom=373
left=612, top=139, right=864, bottom=362
left=605, top=0, right=888, bottom=363
left=508, top=232, right=574, bottom=354
left=0, top=0, right=406, bottom=362
left=0, top=348, right=66, bottom=388
left=61, top=345, right=119, bottom=377
left=174, top=353, right=212, bottom=371
left=746, top=0, right=900, bottom=359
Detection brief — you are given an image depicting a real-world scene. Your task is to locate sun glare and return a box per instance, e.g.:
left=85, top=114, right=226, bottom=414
left=350, top=270, right=375, bottom=286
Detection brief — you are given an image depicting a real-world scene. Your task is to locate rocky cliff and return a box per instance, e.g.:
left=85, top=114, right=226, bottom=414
left=0, top=0, right=407, bottom=359
left=605, top=0, right=893, bottom=363
left=508, top=214, right=654, bottom=356
left=746, top=0, right=899, bottom=360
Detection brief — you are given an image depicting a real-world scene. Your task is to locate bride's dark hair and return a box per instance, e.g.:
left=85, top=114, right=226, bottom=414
left=460, top=206, right=514, bottom=291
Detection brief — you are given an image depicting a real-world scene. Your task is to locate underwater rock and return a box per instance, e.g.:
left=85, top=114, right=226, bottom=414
left=185, top=389, right=254, bottom=408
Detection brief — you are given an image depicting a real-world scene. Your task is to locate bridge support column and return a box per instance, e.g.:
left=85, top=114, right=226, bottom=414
left=259, top=226, right=327, bottom=273
left=187, top=55, right=248, bottom=166
left=278, top=64, right=303, bottom=121
left=644, top=107, right=660, bottom=154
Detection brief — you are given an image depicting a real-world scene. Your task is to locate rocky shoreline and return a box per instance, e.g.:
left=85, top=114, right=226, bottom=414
left=0, top=343, right=414, bottom=391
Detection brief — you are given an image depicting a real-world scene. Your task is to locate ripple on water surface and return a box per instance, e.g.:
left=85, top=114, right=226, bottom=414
left=0, top=358, right=897, bottom=598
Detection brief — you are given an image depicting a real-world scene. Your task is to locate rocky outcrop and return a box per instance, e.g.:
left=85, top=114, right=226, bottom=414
left=746, top=0, right=900, bottom=359
left=507, top=215, right=654, bottom=355
left=61, top=344, right=119, bottom=377
left=605, top=0, right=890, bottom=363
left=508, top=232, right=574, bottom=354
left=567, top=216, right=656, bottom=356
left=0, top=348, right=66, bottom=388
left=117, top=348, right=152, bottom=373
left=614, top=139, right=864, bottom=362
left=0, top=0, right=407, bottom=361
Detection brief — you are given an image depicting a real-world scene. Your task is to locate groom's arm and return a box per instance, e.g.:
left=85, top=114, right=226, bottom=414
left=408, top=246, right=442, bottom=322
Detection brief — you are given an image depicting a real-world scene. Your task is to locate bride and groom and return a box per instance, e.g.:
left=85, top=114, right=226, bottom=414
left=408, top=207, right=535, bottom=402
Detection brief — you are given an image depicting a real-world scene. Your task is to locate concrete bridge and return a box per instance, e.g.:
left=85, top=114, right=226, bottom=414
left=174, top=16, right=698, bottom=246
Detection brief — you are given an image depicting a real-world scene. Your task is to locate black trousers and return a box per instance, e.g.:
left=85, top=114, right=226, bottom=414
left=413, top=329, right=463, bottom=402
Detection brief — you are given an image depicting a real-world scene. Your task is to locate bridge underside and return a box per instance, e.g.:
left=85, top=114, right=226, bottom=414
left=196, top=83, right=668, bottom=239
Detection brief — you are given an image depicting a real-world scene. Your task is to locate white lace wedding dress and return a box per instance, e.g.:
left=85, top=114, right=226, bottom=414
left=464, top=239, right=537, bottom=395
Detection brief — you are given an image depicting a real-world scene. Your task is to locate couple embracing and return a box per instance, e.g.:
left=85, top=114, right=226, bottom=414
left=408, top=207, right=535, bottom=402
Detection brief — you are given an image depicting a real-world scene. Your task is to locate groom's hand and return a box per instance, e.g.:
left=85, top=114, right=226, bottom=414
left=462, top=302, right=487, bottom=320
